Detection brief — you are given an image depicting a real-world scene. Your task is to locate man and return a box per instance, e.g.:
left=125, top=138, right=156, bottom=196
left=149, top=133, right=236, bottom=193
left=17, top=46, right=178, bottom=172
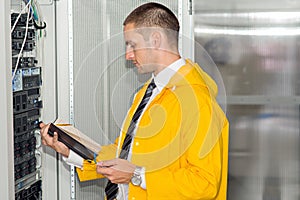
left=40, top=2, right=229, bottom=200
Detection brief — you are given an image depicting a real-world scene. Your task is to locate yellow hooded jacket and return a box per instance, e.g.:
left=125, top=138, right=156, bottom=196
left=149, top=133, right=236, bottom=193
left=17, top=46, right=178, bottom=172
left=76, top=59, right=229, bottom=200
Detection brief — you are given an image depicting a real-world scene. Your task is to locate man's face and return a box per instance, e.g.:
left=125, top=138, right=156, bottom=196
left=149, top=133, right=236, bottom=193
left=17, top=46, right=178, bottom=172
left=123, top=23, right=156, bottom=74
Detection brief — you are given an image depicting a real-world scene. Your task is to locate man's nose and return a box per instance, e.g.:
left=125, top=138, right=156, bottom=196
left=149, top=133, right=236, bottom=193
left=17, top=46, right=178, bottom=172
left=125, top=49, right=135, bottom=60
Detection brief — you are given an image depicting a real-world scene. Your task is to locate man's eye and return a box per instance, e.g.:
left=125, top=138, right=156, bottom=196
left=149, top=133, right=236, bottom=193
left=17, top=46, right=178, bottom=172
left=126, top=42, right=135, bottom=48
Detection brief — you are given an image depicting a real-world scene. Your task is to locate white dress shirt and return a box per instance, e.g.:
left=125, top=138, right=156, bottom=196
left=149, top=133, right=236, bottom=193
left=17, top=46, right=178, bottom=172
left=63, top=58, right=186, bottom=199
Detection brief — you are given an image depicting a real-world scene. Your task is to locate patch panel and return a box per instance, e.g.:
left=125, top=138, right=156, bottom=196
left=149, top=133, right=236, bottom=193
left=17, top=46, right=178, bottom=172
left=13, top=88, right=42, bottom=114
left=12, top=67, right=42, bottom=92
left=12, top=56, right=37, bottom=68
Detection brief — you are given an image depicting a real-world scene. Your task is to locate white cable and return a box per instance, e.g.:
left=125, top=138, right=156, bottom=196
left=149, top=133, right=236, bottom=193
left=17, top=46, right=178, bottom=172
left=12, top=2, right=31, bottom=81
left=11, top=0, right=31, bottom=34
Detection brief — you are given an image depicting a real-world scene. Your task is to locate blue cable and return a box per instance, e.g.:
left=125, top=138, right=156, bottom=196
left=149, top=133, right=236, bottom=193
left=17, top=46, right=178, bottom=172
left=94, top=152, right=97, bottom=164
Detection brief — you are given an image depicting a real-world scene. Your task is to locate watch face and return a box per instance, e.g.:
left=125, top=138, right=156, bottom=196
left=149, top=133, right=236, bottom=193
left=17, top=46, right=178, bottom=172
left=131, top=175, right=142, bottom=186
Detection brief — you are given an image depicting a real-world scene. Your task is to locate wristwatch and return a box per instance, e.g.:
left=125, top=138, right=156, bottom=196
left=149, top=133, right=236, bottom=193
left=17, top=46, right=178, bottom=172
left=131, top=166, right=142, bottom=186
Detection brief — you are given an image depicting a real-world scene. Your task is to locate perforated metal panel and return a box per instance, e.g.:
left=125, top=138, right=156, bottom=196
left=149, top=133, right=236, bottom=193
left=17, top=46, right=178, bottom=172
left=72, top=1, right=178, bottom=199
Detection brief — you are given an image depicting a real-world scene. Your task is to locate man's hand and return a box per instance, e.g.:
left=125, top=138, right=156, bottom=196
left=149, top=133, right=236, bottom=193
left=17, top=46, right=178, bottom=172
left=96, top=158, right=136, bottom=184
left=39, top=122, right=70, bottom=157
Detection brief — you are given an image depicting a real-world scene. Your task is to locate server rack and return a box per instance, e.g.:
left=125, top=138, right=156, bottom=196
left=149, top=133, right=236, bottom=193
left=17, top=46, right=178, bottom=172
left=11, top=1, right=45, bottom=199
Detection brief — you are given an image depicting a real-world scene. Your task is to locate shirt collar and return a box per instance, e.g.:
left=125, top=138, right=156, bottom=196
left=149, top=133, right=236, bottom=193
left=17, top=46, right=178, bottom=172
left=152, top=58, right=186, bottom=92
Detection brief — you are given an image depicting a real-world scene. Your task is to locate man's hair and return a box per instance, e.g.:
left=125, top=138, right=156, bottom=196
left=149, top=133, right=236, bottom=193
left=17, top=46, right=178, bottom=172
left=123, top=2, right=180, bottom=44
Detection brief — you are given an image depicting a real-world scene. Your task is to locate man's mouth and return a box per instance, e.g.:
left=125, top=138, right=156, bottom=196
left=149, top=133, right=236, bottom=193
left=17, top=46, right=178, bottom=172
left=133, top=61, right=139, bottom=67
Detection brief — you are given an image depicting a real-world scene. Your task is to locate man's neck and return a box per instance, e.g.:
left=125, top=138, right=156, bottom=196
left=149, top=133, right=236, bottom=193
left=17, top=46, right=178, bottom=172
left=153, top=53, right=181, bottom=76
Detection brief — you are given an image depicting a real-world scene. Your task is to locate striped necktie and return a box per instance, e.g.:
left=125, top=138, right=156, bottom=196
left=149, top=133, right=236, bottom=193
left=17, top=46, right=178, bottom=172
left=105, top=79, right=156, bottom=200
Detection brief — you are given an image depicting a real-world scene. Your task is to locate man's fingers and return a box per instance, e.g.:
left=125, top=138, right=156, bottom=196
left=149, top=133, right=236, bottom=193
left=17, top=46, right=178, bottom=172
left=40, top=124, right=50, bottom=138
left=41, top=139, right=47, bottom=145
left=97, top=159, right=116, bottom=167
left=97, top=165, right=109, bottom=173
left=39, top=121, right=46, bottom=128
left=53, top=132, right=59, bottom=143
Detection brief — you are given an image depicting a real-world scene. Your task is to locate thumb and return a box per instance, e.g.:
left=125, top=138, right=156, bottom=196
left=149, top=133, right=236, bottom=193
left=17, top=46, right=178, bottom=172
left=39, top=121, right=46, bottom=129
left=98, top=159, right=116, bottom=167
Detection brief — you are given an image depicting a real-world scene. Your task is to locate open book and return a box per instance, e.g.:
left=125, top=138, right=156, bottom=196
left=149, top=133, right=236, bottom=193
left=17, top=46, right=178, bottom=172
left=48, top=121, right=101, bottom=161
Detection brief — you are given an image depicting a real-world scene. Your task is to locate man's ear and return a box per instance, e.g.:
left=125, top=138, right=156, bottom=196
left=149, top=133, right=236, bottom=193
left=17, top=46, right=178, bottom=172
left=150, top=31, right=161, bottom=49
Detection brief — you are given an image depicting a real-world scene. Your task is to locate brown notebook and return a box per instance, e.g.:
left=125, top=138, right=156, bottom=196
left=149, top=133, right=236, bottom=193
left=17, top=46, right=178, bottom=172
left=48, top=123, right=101, bottom=161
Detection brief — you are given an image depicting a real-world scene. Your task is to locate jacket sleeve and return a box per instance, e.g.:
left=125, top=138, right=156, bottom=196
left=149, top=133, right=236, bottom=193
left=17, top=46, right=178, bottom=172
left=76, top=142, right=119, bottom=181
left=145, top=101, right=228, bottom=199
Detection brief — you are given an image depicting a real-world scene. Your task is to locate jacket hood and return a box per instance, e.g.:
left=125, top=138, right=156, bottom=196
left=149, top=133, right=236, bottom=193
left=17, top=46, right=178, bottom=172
left=166, top=59, right=218, bottom=97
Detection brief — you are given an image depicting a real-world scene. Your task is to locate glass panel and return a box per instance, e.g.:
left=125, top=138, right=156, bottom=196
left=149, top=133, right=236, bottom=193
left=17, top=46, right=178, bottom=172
left=194, top=0, right=300, bottom=11
left=194, top=1, right=300, bottom=199
left=227, top=105, right=299, bottom=200
left=194, top=13, right=300, bottom=96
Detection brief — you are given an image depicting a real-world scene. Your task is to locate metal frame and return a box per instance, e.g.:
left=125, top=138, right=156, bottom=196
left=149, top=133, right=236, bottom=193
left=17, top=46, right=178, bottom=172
left=178, top=0, right=194, bottom=60
left=67, top=0, right=76, bottom=198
